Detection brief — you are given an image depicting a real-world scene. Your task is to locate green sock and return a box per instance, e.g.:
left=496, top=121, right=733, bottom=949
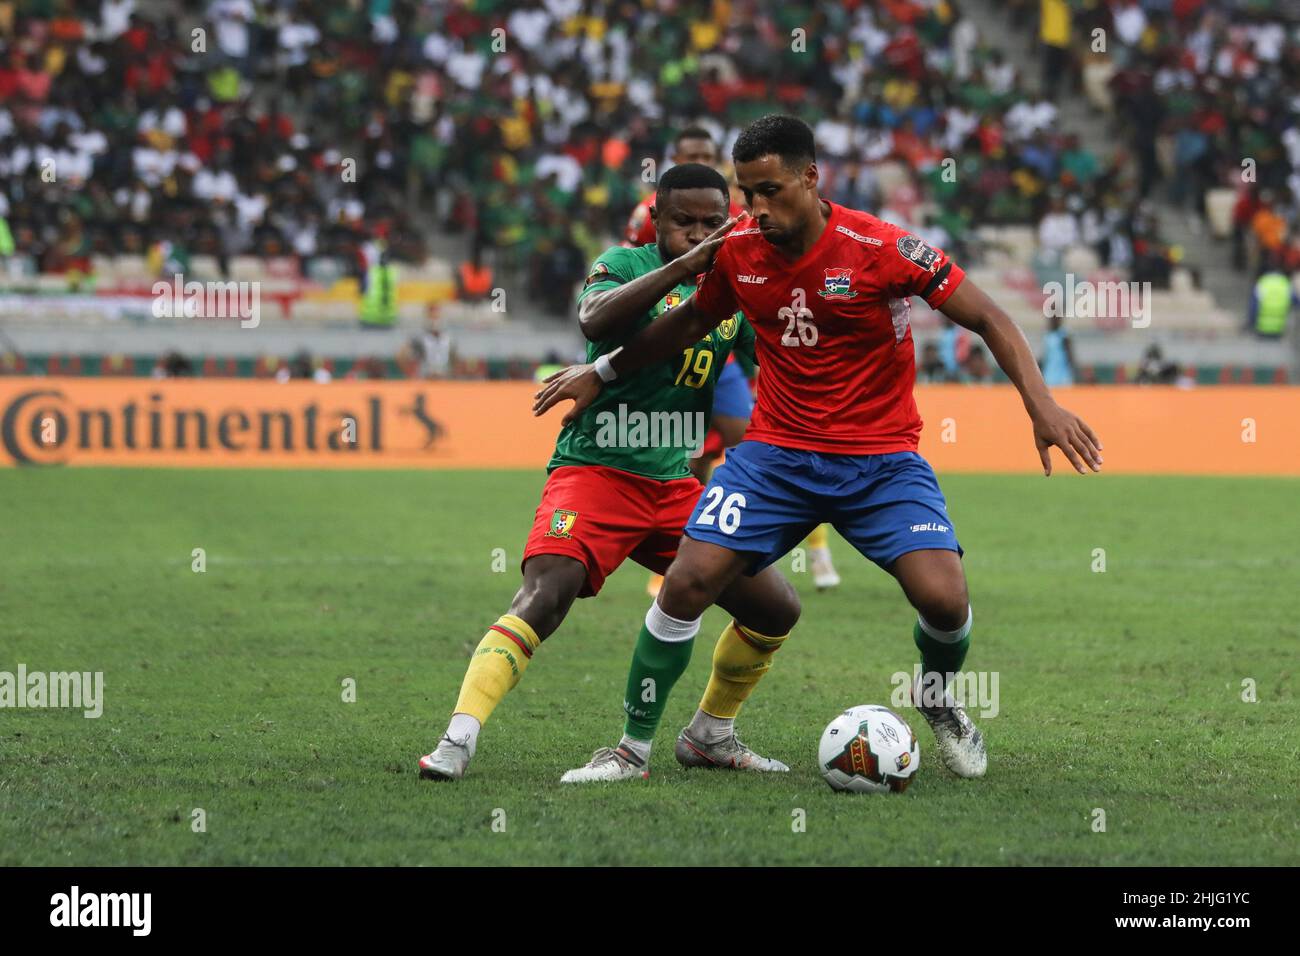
left=912, top=620, right=971, bottom=683
left=622, top=623, right=694, bottom=741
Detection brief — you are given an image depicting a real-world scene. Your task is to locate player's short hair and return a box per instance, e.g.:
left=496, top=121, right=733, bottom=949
left=732, top=114, right=816, bottom=171
left=655, top=162, right=729, bottom=209
left=674, top=126, right=715, bottom=148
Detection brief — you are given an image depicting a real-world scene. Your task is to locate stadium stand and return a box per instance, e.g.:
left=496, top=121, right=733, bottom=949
left=0, top=0, right=1296, bottom=383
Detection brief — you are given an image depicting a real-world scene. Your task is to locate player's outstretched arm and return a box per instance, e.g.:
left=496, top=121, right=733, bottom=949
left=578, top=217, right=737, bottom=342
left=939, top=279, right=1104, bottom=476
left=533, top=295, right=723, bottom=424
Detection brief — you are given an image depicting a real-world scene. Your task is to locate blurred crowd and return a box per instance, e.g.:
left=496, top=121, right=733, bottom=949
left=426, top=0, right=1170, bottom=306
left=1013, top=0, right=1300, bottom=283
left=0, top=0, right=431, bottom=281
left=1, top=0, right=1189, bottom=300
left=2, top=0, right=1296, bottom=381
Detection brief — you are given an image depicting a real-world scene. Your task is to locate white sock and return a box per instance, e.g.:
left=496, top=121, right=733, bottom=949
left=618, top=735, right=650, bottom=766
left=688, top=708, right=734, bottom=745
left=445, top=712, right=481, bottom=757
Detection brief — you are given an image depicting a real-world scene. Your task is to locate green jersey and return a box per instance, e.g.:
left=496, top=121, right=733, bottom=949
left=548, top=243, right=755, bottom=481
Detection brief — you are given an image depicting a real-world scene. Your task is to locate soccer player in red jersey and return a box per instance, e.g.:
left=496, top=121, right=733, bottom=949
left=537, top=115, right=1103, bottom=782
left=630, top=126, right=841, bottom=593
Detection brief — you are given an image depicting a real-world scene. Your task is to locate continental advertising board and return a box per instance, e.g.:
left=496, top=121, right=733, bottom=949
left=0, top=379, right=1297, bottom=474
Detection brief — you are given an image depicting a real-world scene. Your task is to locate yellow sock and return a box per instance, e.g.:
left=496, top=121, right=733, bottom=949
left=805, top=523, right=829, bottom=550
left=698, top=621, right=790, bottom=719
left=453, top=614, right=541, bottom=725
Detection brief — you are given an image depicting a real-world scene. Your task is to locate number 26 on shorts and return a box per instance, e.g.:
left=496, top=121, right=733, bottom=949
left=696, top=487, right=746, bottom=534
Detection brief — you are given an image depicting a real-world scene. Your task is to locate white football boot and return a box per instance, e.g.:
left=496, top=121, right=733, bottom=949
left=809, top=546, right=841, bottom=590
left=418, top=734, right=472, bottom=781
left=910, top=674, right=987, bottom=778
left=674, top=727, right=790, bottom=771
left=560, top=745, right=648, bottom=783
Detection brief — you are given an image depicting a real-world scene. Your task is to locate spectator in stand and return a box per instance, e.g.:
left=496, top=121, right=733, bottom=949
left=1038, top=0, right=1072, bottom=102
left=412, top=320, right=454, bottom=379
left=456, top=244, right=494, bottom=304
left=938, top=317, right=970, bottom=381
left=152, top=350, right=192, bottom=378
left=1247, top=258, right=1298, bottom=339
left=1038, top=194, right=1080, bottom=262
left=917, top=340, right=950, bottom=383
left=1136, top=344, right=1179, bottom=385
left=1040, top=313, right=1076, bottom=387
left=962, top=344, right=994, bottom=383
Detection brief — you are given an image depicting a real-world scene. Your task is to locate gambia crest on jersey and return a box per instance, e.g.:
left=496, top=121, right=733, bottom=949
left=545, top=509, right=578, bottom=538
left=818, top=267, right=858, bottom=299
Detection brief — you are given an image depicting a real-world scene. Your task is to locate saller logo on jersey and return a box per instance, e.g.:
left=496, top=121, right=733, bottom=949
left=546, top=509, right=578, bottom=538
left=897, top=235, right=940, bottom=273
left=818, top=267, right=858, bottom=299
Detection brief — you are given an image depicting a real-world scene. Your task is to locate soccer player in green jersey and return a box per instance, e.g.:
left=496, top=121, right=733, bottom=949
left=419, top=164, right=800, bottom=782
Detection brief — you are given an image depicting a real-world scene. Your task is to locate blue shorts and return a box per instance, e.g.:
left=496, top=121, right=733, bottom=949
left=712, top=359, right=754, bottom=419
left=685, top=440, right=963, bottom=573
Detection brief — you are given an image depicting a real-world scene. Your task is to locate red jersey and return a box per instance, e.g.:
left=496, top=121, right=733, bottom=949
left=625, top=192, right=746, bottom=246
left=693, top=201, right=964, bottom=455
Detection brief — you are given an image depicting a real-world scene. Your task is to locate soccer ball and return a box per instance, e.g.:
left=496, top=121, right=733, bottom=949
left=818, top=705, right=920, bottom=793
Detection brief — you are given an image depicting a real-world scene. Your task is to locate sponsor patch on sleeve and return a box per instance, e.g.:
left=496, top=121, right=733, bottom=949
left=896, top=235, right=941, bottom=273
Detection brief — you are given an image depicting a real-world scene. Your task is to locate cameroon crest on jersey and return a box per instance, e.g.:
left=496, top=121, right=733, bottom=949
left=546, top=509, right=578, bottom=538
left=658, top=291, right=682, bottom=315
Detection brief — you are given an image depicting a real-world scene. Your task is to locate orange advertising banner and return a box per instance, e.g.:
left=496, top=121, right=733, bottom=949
left=0, top=379, right=1296, bottom=474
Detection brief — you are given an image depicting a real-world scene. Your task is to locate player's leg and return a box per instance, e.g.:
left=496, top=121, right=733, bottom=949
left=562, top=441, right=814, bottom=782
left=420, top=466, right=643, bottom=781
left=886, top=547, right=985, bottom=777
left=674, top=563, right=802, bottom=770
left=832, top=451, right=986, bottom=777
left=418, top=555, right=585, bottom=781
left=560, top=537, right=753, bottom=782
left=804, top=523, right=841, bottom=590
left=889, top=547, right=971, bottom=675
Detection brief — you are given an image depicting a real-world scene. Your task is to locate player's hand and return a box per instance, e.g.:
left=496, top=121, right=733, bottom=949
left=533, top=363, right=603, bottom=425
left=1030, top=400, right=1103, bottom=475
left=676, top=216, right=739, bottom=278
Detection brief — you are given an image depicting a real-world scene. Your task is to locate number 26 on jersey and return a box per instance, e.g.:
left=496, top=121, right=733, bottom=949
left=779, top=306, right=818, bottom=346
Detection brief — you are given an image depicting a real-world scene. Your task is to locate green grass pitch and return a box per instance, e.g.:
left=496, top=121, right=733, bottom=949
left=1, top=468, right=1296, bottom=866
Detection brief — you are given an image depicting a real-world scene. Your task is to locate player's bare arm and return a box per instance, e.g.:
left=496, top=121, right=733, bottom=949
left=578, top=217, right=737, bottom=342
left=940, top=278, right=1104, bottom=476
left=534, top=292, right=727, bottom=424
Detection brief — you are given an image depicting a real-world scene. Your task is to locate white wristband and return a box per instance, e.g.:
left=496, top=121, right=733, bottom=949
left=593, top=353, right=618, bottom=383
